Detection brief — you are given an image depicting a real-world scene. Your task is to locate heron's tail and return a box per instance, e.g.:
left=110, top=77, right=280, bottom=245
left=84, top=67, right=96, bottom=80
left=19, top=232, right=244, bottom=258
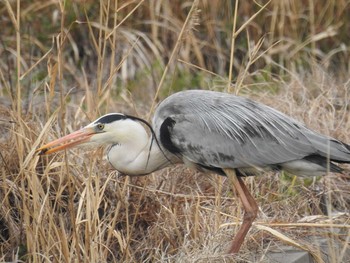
left=305, top=130, right=350, bottom=163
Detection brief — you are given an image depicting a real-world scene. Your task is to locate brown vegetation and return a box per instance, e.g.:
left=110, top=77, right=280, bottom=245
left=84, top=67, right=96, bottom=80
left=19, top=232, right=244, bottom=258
left=1, top=0, right=349, bottom=262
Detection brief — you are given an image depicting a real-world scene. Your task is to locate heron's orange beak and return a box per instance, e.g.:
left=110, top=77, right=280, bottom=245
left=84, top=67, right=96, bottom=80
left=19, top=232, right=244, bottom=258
left=36, top=127, right=95, bottom=155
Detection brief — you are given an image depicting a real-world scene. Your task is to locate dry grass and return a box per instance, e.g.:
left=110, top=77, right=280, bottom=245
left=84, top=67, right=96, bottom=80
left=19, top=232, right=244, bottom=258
left=1, top=0, right=350, bottom=262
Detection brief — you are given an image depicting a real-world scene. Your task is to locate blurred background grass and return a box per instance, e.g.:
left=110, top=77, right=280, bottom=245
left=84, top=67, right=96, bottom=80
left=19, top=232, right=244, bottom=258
left=1, top=0, right=350, bottom=262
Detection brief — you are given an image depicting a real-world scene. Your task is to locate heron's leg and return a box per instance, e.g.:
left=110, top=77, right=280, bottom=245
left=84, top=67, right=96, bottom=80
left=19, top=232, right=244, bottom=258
left=237, top=176, right=259, bottom=215
left=224, top=169, right=258, bottom=254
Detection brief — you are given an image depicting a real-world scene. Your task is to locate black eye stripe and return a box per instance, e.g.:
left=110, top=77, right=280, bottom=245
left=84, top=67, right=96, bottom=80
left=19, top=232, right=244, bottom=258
left=94, top=114, right=127, bottom=124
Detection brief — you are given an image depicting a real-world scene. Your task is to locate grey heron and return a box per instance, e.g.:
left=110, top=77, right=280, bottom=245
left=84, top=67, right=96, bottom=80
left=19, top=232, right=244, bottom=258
left=37, top=89, right=350, bottom=254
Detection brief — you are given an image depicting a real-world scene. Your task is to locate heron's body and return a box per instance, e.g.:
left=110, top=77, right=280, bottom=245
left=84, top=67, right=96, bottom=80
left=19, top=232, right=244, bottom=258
left=103, top=90, right=350, bottom=177
left=37, top=89, right=350, bottom=254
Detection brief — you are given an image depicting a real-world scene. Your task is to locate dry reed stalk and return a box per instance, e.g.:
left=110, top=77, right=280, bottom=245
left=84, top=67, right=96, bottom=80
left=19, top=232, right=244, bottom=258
left=147, top=0, right=200, bottom=120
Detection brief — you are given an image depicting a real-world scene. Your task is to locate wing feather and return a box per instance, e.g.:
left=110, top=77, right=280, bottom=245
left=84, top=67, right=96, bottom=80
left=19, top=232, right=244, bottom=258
left=153, top=90, right=350, bottom=170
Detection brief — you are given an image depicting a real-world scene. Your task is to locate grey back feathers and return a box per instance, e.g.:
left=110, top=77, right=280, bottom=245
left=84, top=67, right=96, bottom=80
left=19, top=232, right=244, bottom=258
left=153, top=90, right=350, bottom=176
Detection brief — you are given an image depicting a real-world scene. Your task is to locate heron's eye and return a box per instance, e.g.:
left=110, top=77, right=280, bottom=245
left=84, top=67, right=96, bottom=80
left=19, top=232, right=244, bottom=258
left=97, top=123, right=105, bottom=130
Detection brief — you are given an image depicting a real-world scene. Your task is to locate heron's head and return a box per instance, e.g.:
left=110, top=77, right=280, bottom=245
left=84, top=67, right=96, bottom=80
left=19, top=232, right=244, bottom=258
left=37, top=113, right=150, bottom=155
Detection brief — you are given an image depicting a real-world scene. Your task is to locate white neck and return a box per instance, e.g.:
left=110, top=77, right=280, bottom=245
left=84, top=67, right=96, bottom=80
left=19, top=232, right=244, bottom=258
left=106, top=125, right=173, bottom=175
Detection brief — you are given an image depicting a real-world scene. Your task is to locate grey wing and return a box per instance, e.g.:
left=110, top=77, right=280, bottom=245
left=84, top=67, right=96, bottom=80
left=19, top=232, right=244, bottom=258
left=155, top=91, right=350, bottom=170
left=163, top=114, right=312, bottom=169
